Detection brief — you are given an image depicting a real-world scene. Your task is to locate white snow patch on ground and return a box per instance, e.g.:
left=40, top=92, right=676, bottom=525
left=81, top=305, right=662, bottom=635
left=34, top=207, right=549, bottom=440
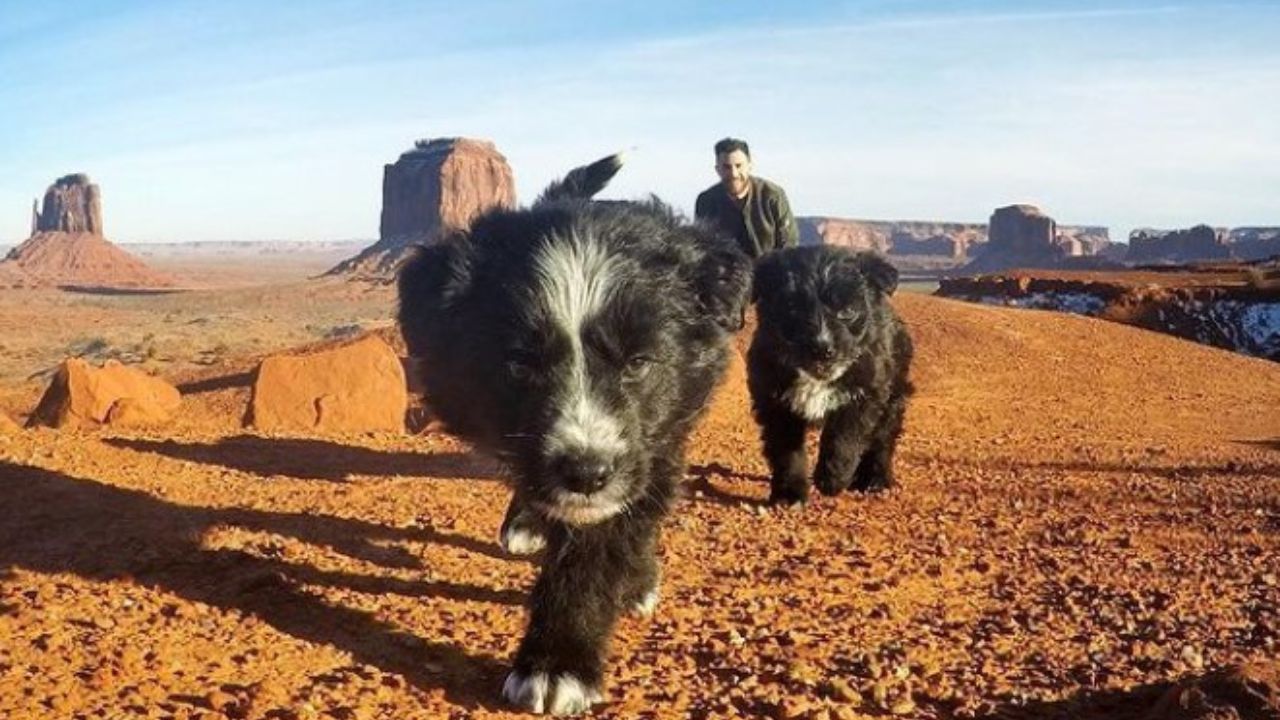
left=967, top=293, right=1277, bottom=360
left=974, top=292, right=1106, bottom=316
left=1216, top=300, right=1280, bottom=357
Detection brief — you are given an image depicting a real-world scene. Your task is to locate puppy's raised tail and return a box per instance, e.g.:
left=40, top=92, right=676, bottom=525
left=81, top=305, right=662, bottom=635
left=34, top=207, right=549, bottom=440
left=536, top=152, right=625, bottom=205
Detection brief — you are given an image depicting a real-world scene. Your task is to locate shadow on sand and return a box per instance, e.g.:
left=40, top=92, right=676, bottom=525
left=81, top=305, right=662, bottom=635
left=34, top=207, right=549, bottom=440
left=57, top=285, right=187, bottom=296
left=106, top=435, right=503, bottom=483
left=972, top=663, right=1279, bottom=720
left=176, top=371, right=255, bottom=394
left=0, top=459, right=519, bottom=711
left=942, top=456, right=1280, bottom=481
left=1239, top=438, right=1280, bottom=454
left=685, top=462, right=769, bottom=508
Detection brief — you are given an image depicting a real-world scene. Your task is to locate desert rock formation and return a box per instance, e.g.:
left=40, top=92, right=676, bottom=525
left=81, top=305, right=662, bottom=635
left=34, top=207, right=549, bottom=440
left=33, top=173, right=103, bottom=235
left=959, top=204, right=1117, bottom=272
left=1129, top=225, right=1280, bottom=264
left=0, top=174, right=173, bottom=289
left=2, top=232, right=176, bottom=289
left=798, top=217, right=891, bottom=254
left=1058, top=225, right=1111, bottom=256
left=248, top=335, right=407, bottom=433
left=798, top=216, right=1110, bottom=267
left=1231, top=227, right=1280, bottom=261
left=1129, top=225, right=1232, bottom=264
left=327, top=138, right=516, bottom=280
left=26, top=358, right=182, bottom=429
left=965, top=204, right=1061, bottom=272
left=798, top=217, right=984, bottom=258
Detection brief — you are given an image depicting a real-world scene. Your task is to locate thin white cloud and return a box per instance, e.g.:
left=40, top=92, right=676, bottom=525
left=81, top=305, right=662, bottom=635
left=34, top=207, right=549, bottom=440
left=627, top=3, right=1189, bottom=53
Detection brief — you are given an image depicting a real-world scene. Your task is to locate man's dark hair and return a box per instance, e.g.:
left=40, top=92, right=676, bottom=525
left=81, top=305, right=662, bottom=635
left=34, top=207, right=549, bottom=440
left=714, top=137, right=750, bottom=159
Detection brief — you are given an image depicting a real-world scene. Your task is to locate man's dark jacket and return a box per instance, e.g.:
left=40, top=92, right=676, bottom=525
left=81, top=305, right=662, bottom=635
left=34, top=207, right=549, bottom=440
left=695, top=176, right=799, bottom=259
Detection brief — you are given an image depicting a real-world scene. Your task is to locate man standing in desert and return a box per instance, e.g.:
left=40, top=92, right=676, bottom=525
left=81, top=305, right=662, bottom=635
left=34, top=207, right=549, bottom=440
left=695, top=137, right=799, bottom=259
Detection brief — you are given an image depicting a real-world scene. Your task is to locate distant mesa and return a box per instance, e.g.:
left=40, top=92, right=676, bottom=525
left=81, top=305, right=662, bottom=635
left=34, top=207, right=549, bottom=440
left=1231, top=227, right=1280, bottom=261
left=966, top=204, right=1062, bottom=272
left=798, top=206, right=1112, bottom=273
left=799, top=217, right=984, bottom=258
left=327, top=137, right=517, bottom=280
left=0, top=173, right=174, bottom=290
left=1057, top=224, right=1113, bottom=258
left=963, top=204, right=1116, bottom=273
left=1127, top=225, right=1280, bottom=264
left=800, top=210, right=1277, bottom=273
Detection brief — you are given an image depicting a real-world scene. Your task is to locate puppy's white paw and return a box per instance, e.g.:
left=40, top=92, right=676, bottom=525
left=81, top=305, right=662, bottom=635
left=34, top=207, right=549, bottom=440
left=502, top=670, right=603, bottom=715
left=630, top=586, right=660, bottom=618
left=500, top=525, right=547, bottom=555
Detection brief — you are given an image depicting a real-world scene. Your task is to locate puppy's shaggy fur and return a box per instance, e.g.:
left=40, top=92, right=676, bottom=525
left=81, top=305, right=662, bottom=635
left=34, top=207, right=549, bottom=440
left=398, top=155, right=752, bottom=715
left=747, top=246, right=913, bottom=505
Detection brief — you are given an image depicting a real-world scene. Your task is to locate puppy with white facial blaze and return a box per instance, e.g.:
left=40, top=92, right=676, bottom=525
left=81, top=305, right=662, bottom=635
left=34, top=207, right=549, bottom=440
left=398, top=154, right=752, bottom=715
left=748, top=246, right=914, bottom=506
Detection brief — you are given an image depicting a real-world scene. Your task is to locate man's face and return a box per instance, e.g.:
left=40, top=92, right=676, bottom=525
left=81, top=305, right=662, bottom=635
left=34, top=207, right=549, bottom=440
left=715, top=150, right=752, bottom=199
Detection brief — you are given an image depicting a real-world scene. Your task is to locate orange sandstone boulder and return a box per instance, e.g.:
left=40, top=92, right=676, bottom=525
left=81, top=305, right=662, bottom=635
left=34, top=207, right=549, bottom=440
left=105, top=396, right=175, bottom=428
left=248, top=335, right=407, bottom=434
left=0, top=412, right=21, bottom=433
left=27, top=359, right=181, bottom=429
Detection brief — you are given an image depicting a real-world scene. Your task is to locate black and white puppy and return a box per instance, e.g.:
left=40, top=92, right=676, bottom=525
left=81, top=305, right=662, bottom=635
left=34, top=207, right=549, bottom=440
left=747, top=245, right=913, bottom=506
left=398, top=154, right=752, bottom=715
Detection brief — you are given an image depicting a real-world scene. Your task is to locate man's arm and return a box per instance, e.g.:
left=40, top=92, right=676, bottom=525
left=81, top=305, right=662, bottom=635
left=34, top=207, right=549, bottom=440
left=773, top=187, right=799, bottom=249
left=694, top=190, right=711, bottom=221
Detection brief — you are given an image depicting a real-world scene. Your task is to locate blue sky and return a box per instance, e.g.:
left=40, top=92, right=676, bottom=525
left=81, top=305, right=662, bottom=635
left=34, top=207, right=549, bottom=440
left=1, top=0, right=1277, bottom=243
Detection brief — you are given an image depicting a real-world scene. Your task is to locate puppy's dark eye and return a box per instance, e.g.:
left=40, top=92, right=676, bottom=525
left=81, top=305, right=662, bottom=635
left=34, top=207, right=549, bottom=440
left=506, top=350, right=541, bottom=381
left=622, top=355, right=653, bottom=382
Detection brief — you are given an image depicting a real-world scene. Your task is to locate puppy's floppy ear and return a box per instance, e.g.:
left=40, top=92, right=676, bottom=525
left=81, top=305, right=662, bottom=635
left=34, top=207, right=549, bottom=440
left=855, top=252, right=899, bottom=296
left=397, top=237, right=472, bottom=356
left=695, top=242, right=754, bottom=332
left=752, top=250, right=787, bottom=305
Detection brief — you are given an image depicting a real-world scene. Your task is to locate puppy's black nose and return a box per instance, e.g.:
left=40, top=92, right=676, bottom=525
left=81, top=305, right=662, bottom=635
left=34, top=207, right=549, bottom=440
left=811, top=340, right=836, bottom=360
left=553, top=455, right=614, bottom=494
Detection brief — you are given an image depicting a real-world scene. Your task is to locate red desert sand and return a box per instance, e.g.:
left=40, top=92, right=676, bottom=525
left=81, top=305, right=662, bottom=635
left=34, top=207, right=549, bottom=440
left=0, top=294, right=1277, bottom=719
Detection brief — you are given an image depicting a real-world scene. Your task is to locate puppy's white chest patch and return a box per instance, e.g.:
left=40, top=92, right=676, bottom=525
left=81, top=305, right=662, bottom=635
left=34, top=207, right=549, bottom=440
left=783, top=368, right=851, bottom=421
